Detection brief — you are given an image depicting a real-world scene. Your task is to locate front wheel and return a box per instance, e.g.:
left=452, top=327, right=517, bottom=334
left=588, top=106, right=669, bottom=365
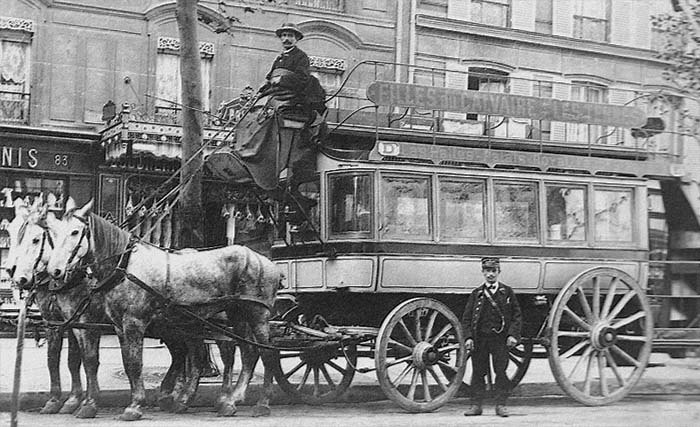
left=375, top=298, right=467, bottom=412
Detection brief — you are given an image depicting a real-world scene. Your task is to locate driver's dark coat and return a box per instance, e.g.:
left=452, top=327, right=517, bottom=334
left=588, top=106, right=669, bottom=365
left=265, top=45, right=310, bottom=94
left=460, top=282, right=522, bottom=342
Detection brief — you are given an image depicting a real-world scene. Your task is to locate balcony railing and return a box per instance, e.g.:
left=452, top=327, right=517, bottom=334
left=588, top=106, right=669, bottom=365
left=293, top=0, right=344, bottom=12
left=0, top=90, right=29, bottom=124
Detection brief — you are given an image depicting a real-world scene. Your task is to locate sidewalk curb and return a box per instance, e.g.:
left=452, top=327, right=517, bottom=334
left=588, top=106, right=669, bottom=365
left=2, top=380, right=699, bottom=412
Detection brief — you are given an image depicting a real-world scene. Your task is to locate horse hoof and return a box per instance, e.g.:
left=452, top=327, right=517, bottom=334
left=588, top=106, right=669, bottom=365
left=118, top=407, right=143, bottom=421
left=252, top=405, right=271, bottom=418
left=59, top=396, right=81, bottom=414
left=40, top=397, right=62, bottom=414
left=158, top=395, right=175, bottom=412
left=75, top=402, right=98, bottom=419
left=217, top=402, right=237, bottom=417
left=173, top=401, right=188, bottom=414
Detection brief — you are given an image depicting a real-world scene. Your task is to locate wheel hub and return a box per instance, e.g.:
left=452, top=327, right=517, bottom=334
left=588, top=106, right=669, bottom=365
left=591, top=324, right=617, bottom=350
left=412, top=341, right=439, bottom=369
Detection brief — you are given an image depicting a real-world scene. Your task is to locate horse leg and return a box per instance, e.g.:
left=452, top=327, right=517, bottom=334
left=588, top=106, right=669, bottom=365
left=157, top=332, right=187, bottom=412
left=40, top=325, right=64, bottom=414
left=215, top=340, right=236, bottom=415
left=74, top=328, right=101, bottom=418
left=247, top=306, right=275, bottom=418
left=59, top=329, right=83, bottom=414
left=172, top=338, right=207, bottom=414
left=218, top=324, right=252, bottom=417
left=116, top=318, right=148, bottom=421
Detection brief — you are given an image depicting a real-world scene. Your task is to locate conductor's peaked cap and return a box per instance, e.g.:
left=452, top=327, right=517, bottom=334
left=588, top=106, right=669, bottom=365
left=481, top=257, right=500, bottom=269
left=275, top=23, right=304, bottom=40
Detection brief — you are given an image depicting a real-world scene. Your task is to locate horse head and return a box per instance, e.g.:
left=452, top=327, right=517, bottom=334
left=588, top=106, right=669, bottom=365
left=47, top=197, right=94, bottom=284
left=8, top=196, right=60, bottom=290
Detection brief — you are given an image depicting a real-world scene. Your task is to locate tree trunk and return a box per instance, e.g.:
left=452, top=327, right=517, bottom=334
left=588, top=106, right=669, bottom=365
left=176, top=0, right=204, bottom=248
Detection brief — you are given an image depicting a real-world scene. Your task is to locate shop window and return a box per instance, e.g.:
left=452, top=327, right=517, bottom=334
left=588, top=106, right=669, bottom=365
left=494, top=181, right=538, bottom=241
left=380, top=175, right=431, bottom=240
left=0, top=175, right=65, bottom=212
left=155, top=37, right=213, bottom=125
left=535, top=0, right=553, bottom=34
left=438, top=179, right=485, bottom=241
left=471, top=0, right=510, bottom=27
left=329, top=173, right=373, bottom=236
left=569, top=82, right=607, bottom=144
left=0, top=19, right=33, bottom=124
left=594, top=188, right=633, bottom=242
left=546, top=185, right=586, bottom=242
left=573, top=0, right=610, bottom=42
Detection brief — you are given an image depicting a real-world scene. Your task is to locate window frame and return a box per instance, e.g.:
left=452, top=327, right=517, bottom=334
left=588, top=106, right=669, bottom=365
left=436, top=176, right=487, bottom=243
left=378, top=172, right=433, bottom=242
left=543, top=181, right=588, bottom=245
left=591, top=184, right=636, bottom=245
left=491, top=179, right=540, bottom=243
left=326, top=170, right=375, bottom=240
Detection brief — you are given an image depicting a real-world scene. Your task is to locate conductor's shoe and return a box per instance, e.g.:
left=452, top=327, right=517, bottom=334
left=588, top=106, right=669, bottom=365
left=495, top=405, right=509, bottom=417
left=463, top=405, right=482, bottom=416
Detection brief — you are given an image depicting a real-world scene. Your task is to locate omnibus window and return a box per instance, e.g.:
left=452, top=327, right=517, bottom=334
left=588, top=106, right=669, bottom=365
left=546, top=185, right=586, bottom=241
left=381, top=176, right=431, bottom=240
left=494, top=182, right=538, bottom=240
left=595, top=188, right=633, bottom=242
left=329, top=174, right=372, bottom=235
left=439, top=179, right=485, bottom=240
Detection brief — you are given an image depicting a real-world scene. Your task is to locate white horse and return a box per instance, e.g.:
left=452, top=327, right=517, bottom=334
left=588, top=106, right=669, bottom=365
left=45, top=199, right=281, bottom=421
left=9, top=198, right=236, bottom=417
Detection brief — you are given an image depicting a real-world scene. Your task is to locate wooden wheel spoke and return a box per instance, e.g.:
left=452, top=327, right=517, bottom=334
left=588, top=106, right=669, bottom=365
left=563, top=306, right=593, bottom=331
left=427, top=366, right=448, bottom=392
left=398, top=319, right=418, bottom=346
left=436, top=360, right=457, bottom=373
left=424, top=311, right=439, bottom=343
left=421, top=370, right=432, bottom=402
left=326, top=360, right=347, bottom=375
left=392, top=362, right=414, bottom=386
left=297, top=365, right=312, bottom=390
left=279, top=352, right=303, bottom=359
left=429, top=323, right=453, bottom=345
left=561, top=339, right=589, bottom=359
left=313, top=367, right=320, bottom=396
left=435, top=343, right=460, bottom=354
left=598, top=352, right=609, bottom=396
left=284, top=361, right=306, bottom=379
left=320, top=365, right=337, bottom=389
left=611, top=311, right=646, bottom=330
left=568, top=346, right=592, bottom=381
left=610, top=344, right=640, bottom=367
left=386, top=354, right=414, bottom=368
left=592, top=276, right=601, bottom=321
left=414, top=311, right=423, bottom=342
left=388, top=339, right=414, bottom=354
left=615, top=334, right=647, bottom=342
left=601, top=277, right=619, bottom=319
left=606, top=291, right=636, bottom=323
left=583, top=350, right=595, bottom=395
left=508, top=353, right=523, bottom=366
left=577, top=288, right=594, bottom=322
left=603, top=349, right=626, bottom=388
left=407, top=369, right=419, bottom=401
left=557, top=331, right=590, bottom=338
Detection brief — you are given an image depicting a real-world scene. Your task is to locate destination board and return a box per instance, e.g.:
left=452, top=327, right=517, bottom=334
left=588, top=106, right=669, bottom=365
left=366, top=81, right=647, bottom=128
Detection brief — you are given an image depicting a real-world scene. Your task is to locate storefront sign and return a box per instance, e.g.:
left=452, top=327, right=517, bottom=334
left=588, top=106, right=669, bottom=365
left=366, top=81, right=647, bottom=128
left=0, top=145, right=72, bottom=171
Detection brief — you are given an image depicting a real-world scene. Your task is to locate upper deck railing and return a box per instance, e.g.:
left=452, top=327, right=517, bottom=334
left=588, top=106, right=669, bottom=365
left=319, top=61, right=687, bottom=165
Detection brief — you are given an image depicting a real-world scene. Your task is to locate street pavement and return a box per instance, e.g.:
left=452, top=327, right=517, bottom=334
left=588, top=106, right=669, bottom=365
left=1, top=335, right=699, bottom=412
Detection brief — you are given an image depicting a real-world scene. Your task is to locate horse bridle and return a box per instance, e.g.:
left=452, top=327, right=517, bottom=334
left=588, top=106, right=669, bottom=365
left=62, top=214, right=92, bottom=282
left=15, top=219, right=54, bottom=287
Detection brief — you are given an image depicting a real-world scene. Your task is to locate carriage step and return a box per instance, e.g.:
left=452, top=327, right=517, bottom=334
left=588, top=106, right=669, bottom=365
left=653, top=328, right=700, bottom=348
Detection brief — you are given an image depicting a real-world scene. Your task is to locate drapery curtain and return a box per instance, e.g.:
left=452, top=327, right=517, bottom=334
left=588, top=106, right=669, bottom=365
left=0, top=40, right=29, bottom=122
left=156, top=51, right=212, bottom=115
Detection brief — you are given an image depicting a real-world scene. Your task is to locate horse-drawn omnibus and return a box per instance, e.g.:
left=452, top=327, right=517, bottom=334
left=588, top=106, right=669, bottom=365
left=247, top=61, right=698, bottom=411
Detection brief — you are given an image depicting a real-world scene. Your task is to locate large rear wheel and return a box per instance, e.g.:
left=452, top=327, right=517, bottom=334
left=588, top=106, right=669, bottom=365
left=375, top=298, right=467, bottom=412
left=547, top=267, right=653, bottom=405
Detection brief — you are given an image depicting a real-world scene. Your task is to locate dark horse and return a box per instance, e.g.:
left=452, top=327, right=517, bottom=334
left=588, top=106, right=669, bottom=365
left=9, top=199, right=236, bottom=417
left=45, top=200, right=281, bottom=421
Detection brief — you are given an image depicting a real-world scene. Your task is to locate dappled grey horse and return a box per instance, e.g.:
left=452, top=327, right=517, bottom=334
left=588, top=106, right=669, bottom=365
left=46, top=199, right=281, bottom=421
left=9, top=198, right=235, bottom=417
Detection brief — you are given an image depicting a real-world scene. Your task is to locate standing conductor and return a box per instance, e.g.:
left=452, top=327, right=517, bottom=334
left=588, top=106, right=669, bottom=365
left=461, top=257, right=522, bottom=417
